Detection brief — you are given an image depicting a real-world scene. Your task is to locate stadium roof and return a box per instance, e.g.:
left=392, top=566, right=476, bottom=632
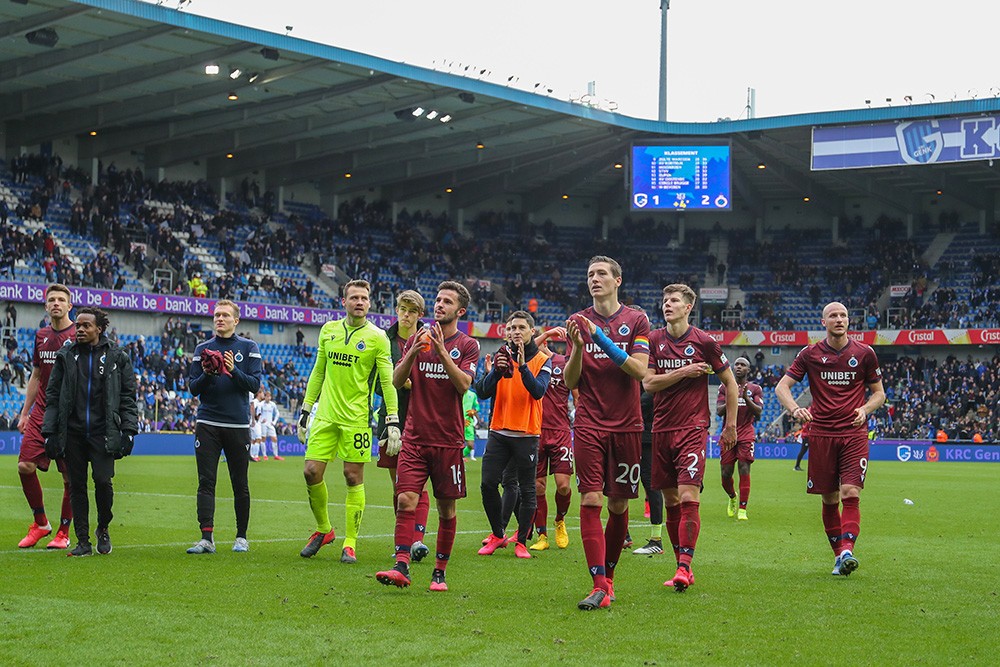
left=4, top=0, right=1000, bottom=218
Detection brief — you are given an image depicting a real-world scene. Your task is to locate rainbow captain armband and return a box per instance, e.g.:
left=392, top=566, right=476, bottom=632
left=591, top=327, right=629, bottom=366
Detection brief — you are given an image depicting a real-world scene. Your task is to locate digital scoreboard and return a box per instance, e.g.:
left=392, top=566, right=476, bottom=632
left=630, top=143, right=732, bottom=211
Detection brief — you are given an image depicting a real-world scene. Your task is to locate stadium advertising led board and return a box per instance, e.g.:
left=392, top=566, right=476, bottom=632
left=631, top=143, right=731, bottom=211
left=812, top=114, right=1000, bottom=170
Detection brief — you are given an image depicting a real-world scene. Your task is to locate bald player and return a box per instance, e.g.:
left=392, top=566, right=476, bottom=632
left=776, top=301, right=885, bottom=577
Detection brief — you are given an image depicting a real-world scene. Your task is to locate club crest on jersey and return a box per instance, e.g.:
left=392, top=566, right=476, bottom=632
left=684, top=344, right=695, bottom=357
left=99, top=354, right=107, bottom=364
left=552, top=366, right=562, bottom=375
left=848, top=356, right=858, bottom=367
left=235, top=352, right=244, bottom=363
left=63, top=339, right=72, bottom=346
left=356, top=340, right=366, bottom=351
left=449, top=348, right=461, bottom=359
left=618, top=324, right=630, bottom=336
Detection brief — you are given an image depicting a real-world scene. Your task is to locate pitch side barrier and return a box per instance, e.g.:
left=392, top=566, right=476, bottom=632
left=0, top=433, right=994, bottom=463
left=705, top=439, right=1000, bottom=463
left=0, top=432, right=489, bottom=459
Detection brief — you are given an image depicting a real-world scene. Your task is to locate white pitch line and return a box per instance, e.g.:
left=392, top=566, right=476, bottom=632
left=1, top=486, right=585, bottom=556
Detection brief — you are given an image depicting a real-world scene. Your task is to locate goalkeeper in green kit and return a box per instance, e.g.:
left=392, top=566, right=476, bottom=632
left=297, top=280, right=399, bottom=563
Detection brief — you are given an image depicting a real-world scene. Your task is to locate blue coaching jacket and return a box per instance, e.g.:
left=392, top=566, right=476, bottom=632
left=189, top=334, right=262, bottom=428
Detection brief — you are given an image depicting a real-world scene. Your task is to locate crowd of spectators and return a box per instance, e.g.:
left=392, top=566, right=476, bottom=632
left=874, top=354, right=999, bottom=442
left=117, top=318, right=309, bottom=434
left=6, top=154, right=1000, bottom=331
left=726, top=212, right=1000, bottom=331
left=893, top=249, right=1000, bottom=329
left=755, top=354, right=998, bottom=444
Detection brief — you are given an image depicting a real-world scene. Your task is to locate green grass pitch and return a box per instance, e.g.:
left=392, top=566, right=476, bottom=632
left=1, top=455, right=997, bottom=665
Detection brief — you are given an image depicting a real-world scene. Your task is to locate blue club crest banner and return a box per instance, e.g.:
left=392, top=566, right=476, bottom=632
left=811, top=114, right=1000, bottom=170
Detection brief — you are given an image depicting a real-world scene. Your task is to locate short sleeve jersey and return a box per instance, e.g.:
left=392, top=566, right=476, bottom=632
left=258, top=400, right=278, bottom=424
left=31, top=324, right=75, bottom=413
left=717, top=381, right=763, bottom=443
left=249, top=395, right=260, bottom=421
left=541, top=353, right=570, bottom=432
left=785, top=339, right=881, bottom=436
left=402, top=331, right=480, bottom=448
left=568, top=306, right=650, bottom=432
left=305, top=319, right=398, bottom=428
left=647, top=326, right=729, bottom=432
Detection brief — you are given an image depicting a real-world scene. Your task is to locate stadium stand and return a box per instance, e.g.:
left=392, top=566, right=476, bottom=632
left=1, top=155, right=998, bottom=439
left=5, top=152, right=999, bottom=333
left=876, top=354, right=999, bottom=441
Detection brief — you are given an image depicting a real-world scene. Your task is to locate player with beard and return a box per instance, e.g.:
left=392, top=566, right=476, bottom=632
left=376, top=281, right=480, bottom=592
left=644, top=284, right=738, bottom=592
left=297, top=280, right=398, bottom=563
left=776, top=301, right=885, bottom=577
left=16, top=284, right=75, bottom=549
left=564, top=256, right=650, bottom=610
left=717, top=357, right=763, bottom=521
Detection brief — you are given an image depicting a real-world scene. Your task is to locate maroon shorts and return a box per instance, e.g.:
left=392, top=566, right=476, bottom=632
left=18, top=416, right=65, bottom=473
left=536, top=428, right=573, bottom=477
left=806, top=432, right=869, bottom=495
left=720, top=439, right=756, bottom=466
left=376, top=448, right=398, bottom=469
left=395, top=443, right=467, bottom=500
left=572, top=427, right=641, bottom=498
left=652, top=428, right=708, bottom=489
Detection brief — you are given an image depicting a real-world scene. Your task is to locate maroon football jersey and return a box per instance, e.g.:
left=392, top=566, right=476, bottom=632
left=567, top=305, right=650, bottom=432
left=31, top=323, right=75, bottom=412
left=717, top=381, right=763, bottom=442
left=786, top=339, right=881, bottom=436
left=401, top=331, right=480, bottom=448
left=647, top=326, right=729, bottom=432
left=541, top=353, right=570, bottom=432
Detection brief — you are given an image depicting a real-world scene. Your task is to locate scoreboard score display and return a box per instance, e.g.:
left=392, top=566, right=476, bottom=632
left=630, top=143, right=732, bottom=211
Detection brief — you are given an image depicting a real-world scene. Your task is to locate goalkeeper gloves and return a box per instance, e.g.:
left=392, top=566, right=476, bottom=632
left=200, top=348, right=229, bottom=376
left=297, top=404, right=312, bottom=444
left=384, top=414, right=402, bottom=456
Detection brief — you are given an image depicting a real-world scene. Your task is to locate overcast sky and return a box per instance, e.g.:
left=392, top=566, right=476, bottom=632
left=169, top=0, right=999, bottom=122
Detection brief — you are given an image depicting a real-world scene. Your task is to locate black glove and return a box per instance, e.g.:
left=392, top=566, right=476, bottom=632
left=116, top=434, right=135, bottom=459
left=44, top=437, right=64, bottom=460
